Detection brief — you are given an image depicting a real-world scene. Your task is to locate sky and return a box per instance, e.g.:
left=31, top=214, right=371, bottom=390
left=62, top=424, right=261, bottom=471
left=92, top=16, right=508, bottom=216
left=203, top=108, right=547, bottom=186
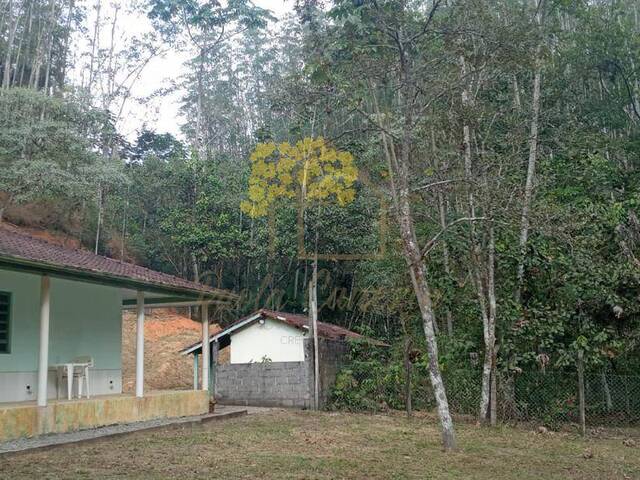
left=74, top=0, right=292, bottom=142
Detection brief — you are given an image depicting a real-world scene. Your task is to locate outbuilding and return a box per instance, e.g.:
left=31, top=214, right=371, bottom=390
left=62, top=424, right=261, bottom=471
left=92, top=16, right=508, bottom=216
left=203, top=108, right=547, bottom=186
left=182, top=309, right=380, bottom=409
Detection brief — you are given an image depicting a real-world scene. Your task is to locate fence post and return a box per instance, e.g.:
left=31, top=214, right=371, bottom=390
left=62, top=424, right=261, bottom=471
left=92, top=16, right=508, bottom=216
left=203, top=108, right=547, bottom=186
left=624, top=379, right=631, bottom=416
left=490, top=346, right=498, bottom=426
left=404, top=336, right=413, bottom=417
left=577, top=350, right=586, bottom=437
left=601, top=371, right=612, bottom=412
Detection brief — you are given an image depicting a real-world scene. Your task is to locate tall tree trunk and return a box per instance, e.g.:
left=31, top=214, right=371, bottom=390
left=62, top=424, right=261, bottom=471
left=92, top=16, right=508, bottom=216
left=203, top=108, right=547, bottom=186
left=459, top=53, right=498, bottom=423
left=490, top=345, right=498, bottom=426
left=10, top=0, right=26, bottom=87
left=431, top=129, right=454, bottom=335
left=121, top=184, right=129, bottom=260
left=397, top=184, right=456, bottom=450
left=196, top=46, right=206, bottom=162
left=94, top=186, right=103, bottom=255
left=87, top=0, right=101, bottom=96
left=375, top=85, right=456, bottom=450
left=404, top=336, right=413, bottom=417
left=0, top=0, right=7, bottom=36
left=29, top=3, right=48, bottom=89
left=309, top=255, right=320, bottom=410
left=2, top=0, right=17, bottom=88
left=41, top=0, right=56, bottom=94
left=58, top=0, right=74, bottom=87
left=398, top=59, right=453, bottom=439
left=460, top=54, right=492, bottom=421
left=515, top=0, right=545, bottom=304
left=437, top=192, right=454, bottom=336
left=293, top=263, right=299, bottom=300
left=478, top=225, right=497, bottom=422
left=17, top=0, right=33, bottom=87
left=512, top=75, right=522, bottom=111
left=191, top=253, right=199, bottom=283
left=106, top=3, right=119, bottom=103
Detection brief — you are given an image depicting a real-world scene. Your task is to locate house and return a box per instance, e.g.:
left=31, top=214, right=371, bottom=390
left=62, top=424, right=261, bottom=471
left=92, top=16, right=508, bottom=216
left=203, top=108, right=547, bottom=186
left=181, top=309, right=380, bottom=409
left=0, top=224, right=236, bottom=442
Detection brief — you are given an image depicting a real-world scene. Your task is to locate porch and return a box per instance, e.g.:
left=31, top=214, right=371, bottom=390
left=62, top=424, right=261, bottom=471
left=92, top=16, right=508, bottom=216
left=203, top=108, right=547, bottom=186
left=0, top=390, right=209, bottom=442
left=0, top=224, right=237, bottom=442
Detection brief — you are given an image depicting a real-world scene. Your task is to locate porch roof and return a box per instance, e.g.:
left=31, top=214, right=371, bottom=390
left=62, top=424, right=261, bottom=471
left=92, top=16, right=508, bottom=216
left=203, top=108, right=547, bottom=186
left=0, top=223, right=236, bottom=303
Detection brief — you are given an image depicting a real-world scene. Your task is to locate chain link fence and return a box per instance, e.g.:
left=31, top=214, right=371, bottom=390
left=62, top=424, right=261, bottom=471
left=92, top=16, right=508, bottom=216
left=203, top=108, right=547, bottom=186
left=329, top=361, right=640, bottom=434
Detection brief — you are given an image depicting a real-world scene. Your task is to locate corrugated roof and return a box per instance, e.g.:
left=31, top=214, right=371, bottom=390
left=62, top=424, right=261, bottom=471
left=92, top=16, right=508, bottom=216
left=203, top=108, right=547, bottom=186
left=0, top=223, right=235, bottom=300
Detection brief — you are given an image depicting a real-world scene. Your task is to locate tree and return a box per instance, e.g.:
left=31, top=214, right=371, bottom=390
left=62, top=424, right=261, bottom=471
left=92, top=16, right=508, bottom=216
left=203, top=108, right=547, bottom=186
left=317, top=0, right=461, bottom=450
left=240, top=137, right=357, bottom=218
left=147, top=0, right=273, bottom=164
left=515, top=0, right=546, bottom=304
left=0, top=88, right=123, bottom=222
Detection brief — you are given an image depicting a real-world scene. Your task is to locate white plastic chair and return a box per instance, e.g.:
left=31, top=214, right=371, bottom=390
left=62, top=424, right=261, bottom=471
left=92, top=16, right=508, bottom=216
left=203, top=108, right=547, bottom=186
left=73, top=356, right=93, bottom=399
left=58, top=356, right=93, bottom=399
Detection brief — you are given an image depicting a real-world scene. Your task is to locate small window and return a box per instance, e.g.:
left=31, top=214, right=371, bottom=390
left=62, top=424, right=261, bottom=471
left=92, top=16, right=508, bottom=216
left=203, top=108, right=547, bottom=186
left=0, top=291, right=10, bottom=354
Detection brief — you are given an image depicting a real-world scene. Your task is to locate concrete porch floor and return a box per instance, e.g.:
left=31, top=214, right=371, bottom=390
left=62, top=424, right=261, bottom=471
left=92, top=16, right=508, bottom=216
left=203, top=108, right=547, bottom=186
left=0, top=405, right=256, bottom=455
left=0, top=392, right=131, bottom=410
left=0, top=390, right=209, bottom=443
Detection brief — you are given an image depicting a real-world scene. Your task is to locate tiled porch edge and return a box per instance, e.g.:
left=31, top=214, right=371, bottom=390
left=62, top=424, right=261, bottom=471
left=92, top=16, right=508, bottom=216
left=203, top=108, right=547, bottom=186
left=0, top=390, right=209, bottom=442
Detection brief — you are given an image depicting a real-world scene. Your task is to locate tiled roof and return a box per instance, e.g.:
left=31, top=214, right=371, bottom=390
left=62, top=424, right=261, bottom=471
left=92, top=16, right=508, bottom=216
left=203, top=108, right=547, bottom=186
left=181, top=308, right=386, bottom=354
left=259, top=309, right=367, bottom=342
left=0, top=223, right=234, bottom=299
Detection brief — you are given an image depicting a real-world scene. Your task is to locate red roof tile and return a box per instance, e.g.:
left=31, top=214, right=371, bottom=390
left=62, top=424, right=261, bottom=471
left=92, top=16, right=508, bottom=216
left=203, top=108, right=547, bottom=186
left=181, top=308, right=386, bottom=354
left=0, top=223, right=234, bottom=299
left=259, top=309, right=367, bottom=342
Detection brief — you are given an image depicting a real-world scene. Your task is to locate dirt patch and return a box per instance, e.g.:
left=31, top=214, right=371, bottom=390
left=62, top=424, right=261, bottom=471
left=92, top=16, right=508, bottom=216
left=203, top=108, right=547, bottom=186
left=0, top=220, right=82, bottom=250
left=121, top=308, right=225, bottom=393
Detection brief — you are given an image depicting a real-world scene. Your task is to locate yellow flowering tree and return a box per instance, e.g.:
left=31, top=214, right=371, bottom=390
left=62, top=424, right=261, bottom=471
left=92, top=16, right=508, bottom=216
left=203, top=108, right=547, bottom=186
left=240, top=137, right=358, bottom=218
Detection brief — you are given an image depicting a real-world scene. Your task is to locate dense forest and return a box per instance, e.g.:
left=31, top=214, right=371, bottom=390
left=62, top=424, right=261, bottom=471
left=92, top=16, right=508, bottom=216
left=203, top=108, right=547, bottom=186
left=1, top=0, right=639, bottom=449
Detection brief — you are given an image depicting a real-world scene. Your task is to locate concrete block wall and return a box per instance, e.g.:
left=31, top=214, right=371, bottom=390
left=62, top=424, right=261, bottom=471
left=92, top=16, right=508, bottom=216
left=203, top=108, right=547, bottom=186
left=316, top=338, right=350, bottom=408
left=213, top=338, right=350, bottom=409
left=214, top=361, right=312, bottom=408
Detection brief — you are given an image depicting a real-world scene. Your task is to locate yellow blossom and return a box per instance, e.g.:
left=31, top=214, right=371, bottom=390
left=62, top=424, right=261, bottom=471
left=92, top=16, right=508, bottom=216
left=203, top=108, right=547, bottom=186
left=240, top=137, right=358, bottom=218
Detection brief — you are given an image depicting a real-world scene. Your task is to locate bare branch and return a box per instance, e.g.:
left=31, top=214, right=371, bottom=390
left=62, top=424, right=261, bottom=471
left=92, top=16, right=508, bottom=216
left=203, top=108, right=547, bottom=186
left=421, top=216, right=487, bottom=258
left=413, top=178, right=470, bottom=192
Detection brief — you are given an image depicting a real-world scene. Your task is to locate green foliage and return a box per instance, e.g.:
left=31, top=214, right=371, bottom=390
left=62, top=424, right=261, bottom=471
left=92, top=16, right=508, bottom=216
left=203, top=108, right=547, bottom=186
left=0, top=89, right=124, bottom=216
left=3, top=0, right=640, bottom=397
left=329, top=333, right=483, bottom=414
left=147, top=0, right=272, bottom=40
left=330, top=337, right=405, bottom=411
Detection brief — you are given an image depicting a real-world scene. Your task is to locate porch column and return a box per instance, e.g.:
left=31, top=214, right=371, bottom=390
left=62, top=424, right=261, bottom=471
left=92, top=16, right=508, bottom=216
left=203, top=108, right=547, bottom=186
left=193, top=353, right=199, bottom=390
left=36, top=275, right=50, bottom=407
left=135, top=291, right=144, bottom=398
left=201, top=303, right=209, bottom=392
left=210, top=340, right=219, bottom=395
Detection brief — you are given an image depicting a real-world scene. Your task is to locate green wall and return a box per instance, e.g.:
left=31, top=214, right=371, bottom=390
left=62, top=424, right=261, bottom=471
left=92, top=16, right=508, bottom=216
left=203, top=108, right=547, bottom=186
left=0, top=269, right=122, bottom=372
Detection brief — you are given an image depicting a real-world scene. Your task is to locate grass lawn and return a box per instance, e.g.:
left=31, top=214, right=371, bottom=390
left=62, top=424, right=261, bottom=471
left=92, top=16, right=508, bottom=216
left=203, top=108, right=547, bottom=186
left=1, top=410, right=638, bottom=479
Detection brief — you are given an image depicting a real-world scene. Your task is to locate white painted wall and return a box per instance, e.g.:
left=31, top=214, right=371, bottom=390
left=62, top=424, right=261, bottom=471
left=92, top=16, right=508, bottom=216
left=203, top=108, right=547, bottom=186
left=0, top=269, right=123, bottom=403
left=0, top=370, right=122, bottom=403
left=230, top=318, right=306, bottom=364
